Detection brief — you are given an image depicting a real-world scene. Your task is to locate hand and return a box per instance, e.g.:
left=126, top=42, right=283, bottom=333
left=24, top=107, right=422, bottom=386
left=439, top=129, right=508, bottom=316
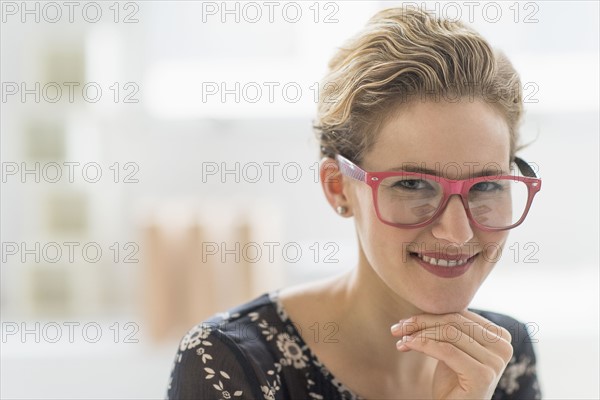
left=390, top=311, right=513, bottom=400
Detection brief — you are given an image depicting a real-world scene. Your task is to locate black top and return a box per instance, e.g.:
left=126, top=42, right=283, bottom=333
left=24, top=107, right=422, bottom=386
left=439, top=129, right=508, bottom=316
left=166, top=291, right=541, bottom=399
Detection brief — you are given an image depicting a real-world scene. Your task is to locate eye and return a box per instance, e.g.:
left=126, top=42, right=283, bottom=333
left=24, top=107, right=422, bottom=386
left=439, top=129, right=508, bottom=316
left=392, top=179, right=432, bottom=190
left=472, top=181, right=503, bottom=192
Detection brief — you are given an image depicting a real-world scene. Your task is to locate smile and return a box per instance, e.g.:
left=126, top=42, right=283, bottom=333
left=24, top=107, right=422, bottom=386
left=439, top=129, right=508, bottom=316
left=409, top=252, right=479, bottom=278
left=413, top=253, right=470, bottom=267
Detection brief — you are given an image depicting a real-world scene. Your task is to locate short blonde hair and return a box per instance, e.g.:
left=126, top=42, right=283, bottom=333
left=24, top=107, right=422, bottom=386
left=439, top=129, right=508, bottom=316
left=315, top=7, right=523, bottom=164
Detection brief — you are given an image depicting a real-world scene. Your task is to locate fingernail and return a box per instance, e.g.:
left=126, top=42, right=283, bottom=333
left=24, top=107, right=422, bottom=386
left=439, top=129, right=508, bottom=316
left=391, top=317, right=414, bottom=334
left=396, top=335, right=413, bottom=350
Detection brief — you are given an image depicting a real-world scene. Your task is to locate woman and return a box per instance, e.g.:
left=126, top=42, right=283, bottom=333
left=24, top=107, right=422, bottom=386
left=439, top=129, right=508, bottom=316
left=167, top=7, right=542, bottom=399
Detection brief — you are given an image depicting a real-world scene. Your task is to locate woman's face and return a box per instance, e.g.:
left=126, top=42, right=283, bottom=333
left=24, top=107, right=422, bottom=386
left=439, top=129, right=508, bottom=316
left=345, top=98, right=511, bottom=314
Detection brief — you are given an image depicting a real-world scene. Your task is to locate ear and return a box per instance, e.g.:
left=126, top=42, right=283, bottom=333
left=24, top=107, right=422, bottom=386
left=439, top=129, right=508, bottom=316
left=320, top=157, right=352, bottom=216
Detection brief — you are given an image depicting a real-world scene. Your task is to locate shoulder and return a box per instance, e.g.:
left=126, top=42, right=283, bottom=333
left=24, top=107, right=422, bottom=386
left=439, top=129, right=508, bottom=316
left=167, top=293, right=284, bottom=400
left=469, top=308, right=542, bottom=400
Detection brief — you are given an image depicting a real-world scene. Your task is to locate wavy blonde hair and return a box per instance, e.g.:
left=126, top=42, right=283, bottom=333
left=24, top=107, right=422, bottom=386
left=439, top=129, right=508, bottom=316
left=315, top=7, right=523, bottom=164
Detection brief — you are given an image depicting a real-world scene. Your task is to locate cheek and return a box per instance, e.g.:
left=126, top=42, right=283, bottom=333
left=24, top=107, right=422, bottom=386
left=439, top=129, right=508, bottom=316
left=478, top=232, right=509, bottom=263
left=347, top=183, right=374, bottom=225
left=350, top=185, right=423, bottom=257
left=352, top=185, right=394, bottom=238
left=350, top=186, right=386, bottom=249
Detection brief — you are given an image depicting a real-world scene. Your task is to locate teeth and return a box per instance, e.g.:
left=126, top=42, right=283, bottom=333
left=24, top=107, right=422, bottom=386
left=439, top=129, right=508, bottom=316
left=417, top=254, right=470, bottom=267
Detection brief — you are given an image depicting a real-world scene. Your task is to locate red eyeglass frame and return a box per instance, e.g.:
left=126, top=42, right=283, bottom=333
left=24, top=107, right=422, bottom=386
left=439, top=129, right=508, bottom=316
left=335, top=154, right=542, bottom=232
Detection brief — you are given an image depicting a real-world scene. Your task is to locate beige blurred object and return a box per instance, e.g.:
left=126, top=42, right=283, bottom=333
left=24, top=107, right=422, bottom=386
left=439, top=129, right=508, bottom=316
left=139, top=201, right=285, bottom=341
left=140, top=218, right=255, bottom=341
left=44, top=46, right=85, bottom=85
left=45, top=191, right=88, bottom=235
left=25, top=263, right=73, bottom=316
left=141, top=222, right=200, bottom=341
left=214, top=219, right=254, bottom=310
left=25, top=118, right=66, bottom=161
left=181, top=222, right=219, bottom=329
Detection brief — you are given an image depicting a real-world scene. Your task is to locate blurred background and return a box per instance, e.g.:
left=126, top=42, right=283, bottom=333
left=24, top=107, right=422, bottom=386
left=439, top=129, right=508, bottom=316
left=1, top=1, right=598, bottom=398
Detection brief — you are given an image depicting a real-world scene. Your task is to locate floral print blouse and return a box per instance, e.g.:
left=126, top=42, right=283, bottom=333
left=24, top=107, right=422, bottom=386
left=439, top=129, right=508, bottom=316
left=166, top=291, right=541, bottom=399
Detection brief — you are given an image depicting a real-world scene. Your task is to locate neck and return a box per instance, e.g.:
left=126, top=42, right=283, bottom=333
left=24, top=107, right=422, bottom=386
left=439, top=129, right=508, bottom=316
left=325, top=247, right=436, bottom=378
left=278, top=244, right=438, bottom=396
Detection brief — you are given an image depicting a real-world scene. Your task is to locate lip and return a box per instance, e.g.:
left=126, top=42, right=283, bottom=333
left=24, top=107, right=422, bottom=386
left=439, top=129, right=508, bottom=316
left=410, top=252, right=478, bottom=278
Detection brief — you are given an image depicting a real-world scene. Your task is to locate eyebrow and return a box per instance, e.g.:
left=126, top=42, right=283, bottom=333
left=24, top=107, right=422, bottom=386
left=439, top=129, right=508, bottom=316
left=386, top=164, right=509, bottom=178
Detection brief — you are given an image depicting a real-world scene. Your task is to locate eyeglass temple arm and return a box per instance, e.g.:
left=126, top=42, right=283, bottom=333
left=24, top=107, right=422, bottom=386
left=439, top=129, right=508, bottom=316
left=335, top=155, right=366, bottom=182
left=513, top=157, right=538, bottom=178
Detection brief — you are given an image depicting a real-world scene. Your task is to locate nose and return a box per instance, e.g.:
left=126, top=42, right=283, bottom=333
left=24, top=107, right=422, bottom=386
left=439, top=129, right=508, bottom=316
left=430, top=195, right=474, bottom=245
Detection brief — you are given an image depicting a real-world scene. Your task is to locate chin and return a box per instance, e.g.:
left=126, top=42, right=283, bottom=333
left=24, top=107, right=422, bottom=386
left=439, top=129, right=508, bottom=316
left=414, top=295, right=474, bottom=315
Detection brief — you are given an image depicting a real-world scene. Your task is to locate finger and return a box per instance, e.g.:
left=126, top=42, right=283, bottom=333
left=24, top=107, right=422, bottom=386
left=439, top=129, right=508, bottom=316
left=391, top=313, right=512, bottom=360
left=396, top=326, right=507, bottom=373
left=397, top=333, right=502, bottom=396
left=460, top=310, right=513, bottom=344
left=391, top=312, right=510, bottom=343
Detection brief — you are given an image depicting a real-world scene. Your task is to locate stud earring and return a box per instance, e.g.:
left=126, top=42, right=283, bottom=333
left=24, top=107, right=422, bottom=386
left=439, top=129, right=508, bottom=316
left=336, top=206, right=348, bottom=215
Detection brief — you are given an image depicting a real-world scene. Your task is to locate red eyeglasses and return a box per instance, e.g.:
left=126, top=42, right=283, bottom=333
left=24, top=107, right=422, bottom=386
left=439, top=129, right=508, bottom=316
left=336, top=154, right=542, bottom=232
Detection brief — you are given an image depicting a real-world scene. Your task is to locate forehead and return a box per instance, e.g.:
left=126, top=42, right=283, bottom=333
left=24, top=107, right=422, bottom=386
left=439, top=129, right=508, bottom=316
left=363, top=99, right=511, bottom=175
